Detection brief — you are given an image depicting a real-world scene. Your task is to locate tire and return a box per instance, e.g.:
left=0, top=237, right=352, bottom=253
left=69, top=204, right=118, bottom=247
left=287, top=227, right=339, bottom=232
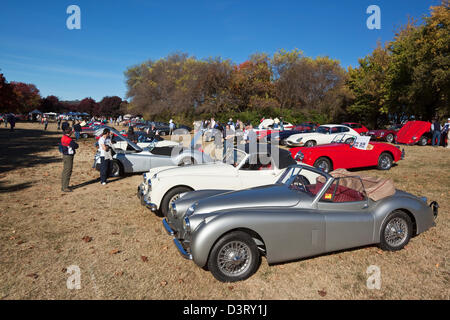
left=160, top=131, right=166, bottom=136
left=418, top=136, right=427, bottom=146
left=178, top=157, right=196, bottom=166
left=377, top=152, right=393, bottom=170
left=81, top=133, right=89, bottom=139
left=161, top=186, right=192, bottom=217
left=305, top=140, right=316, bottom=147
left=110, top=160, right=123, bottom=177
left=313, top=157, right=332, bottom=173
left=379, top=210, right=412, bottom=251
left=386, top=133, right=394, bottom=143
left=207, top=231, right=261, bottom=282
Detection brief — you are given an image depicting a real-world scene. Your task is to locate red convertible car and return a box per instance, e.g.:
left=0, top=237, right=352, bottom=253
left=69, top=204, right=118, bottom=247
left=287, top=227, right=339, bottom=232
left=341, top=122, right=369, bottom=135
left=367, top=124, right=403, bottom=143
left=290, top=134, right=404, bottom=173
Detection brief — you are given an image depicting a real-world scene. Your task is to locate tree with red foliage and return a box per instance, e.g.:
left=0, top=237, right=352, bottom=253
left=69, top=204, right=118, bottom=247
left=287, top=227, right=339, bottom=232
left=98, top=96, right=122, bottom=117
left=77, top=97, right=98, bottom=115
left=9, top=81, right=41, bottom=113
left=0, top=73, right=17, bottom=113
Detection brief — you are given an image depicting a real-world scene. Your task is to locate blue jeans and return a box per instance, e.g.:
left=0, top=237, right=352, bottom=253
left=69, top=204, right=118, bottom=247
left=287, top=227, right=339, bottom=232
left=75, top=131, right=80, bottom=140
left=432, top=131, right=441, bottom=146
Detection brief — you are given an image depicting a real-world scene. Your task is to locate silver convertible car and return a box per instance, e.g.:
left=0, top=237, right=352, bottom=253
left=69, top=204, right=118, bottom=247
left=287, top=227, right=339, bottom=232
left=162, top=165, right=438, bottom=282
left=93, top=127, right=213, bottom=176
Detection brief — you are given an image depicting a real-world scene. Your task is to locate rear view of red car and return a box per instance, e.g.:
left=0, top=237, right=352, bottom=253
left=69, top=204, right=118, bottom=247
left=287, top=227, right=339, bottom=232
left=395, top=121, right=431, bottom=146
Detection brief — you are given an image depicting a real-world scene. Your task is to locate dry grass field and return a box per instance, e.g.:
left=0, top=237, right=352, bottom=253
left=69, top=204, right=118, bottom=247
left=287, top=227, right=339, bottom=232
left=0, top=122, right=449, bottom=300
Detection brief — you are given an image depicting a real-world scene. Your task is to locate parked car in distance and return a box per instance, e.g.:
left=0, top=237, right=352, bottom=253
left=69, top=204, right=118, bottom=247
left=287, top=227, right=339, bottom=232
left=341, top=122, right=369, bottom=135
left=93, top=127, right=212, bottom=177
left=367, top=124, right=403, bottom=143
left=162, top=164, right=438, bottom=282
left=137, top=145, right=299, bottom=216
left=395, top=120, right=432, bottom=146
left=262, top=124, right=316, bottom=145
left=290, top=134, right=403, bottom=172
left=285, top=124, right=359, bottom=147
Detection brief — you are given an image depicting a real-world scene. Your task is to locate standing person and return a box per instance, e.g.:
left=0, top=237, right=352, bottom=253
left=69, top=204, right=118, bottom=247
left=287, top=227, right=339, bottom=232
left=443, top=118, right=450, bottom=148
left=60, top=122, right=79, bottom=192
left=73, top=120, right=82, bottom=140
left=431, top=118, right=442, bottom=147
left=169, top=119, right=175, bottom=135
left=98, top=128, right=113, bottom=185
left=4, top=114, right=8, bottom=127
left=8, top=114, right=16, bottom=132
left=57, top=117, right=61, bottom=130
left=279, top=117, right=285, bottom=131
left=44, top=117, right=48, bottom=131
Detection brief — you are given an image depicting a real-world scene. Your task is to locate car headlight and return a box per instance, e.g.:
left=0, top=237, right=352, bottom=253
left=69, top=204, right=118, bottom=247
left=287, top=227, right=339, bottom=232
left=295, top=151, right=304, bottom=162
left=296, top=137, right=303, bottom=143
left=183, top=217, right=191, bottom=233
left=412, top=136, right=417, bottom=140
left=380, top=132, right=384, bottom=136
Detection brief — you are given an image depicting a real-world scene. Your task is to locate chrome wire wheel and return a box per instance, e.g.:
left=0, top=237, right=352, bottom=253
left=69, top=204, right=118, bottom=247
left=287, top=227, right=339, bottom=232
left=169, top=194, right=180, bottom=207
left=217, top=241, right=252, bottom=277
left=378, top=153, right=392, bottom=170
left=384, top=217, right=408, bottom=247
left=386, top=134, right=394, bottom=143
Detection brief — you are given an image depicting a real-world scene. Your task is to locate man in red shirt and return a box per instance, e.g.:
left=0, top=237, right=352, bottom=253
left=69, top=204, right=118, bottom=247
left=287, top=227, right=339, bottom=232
left=60, top=122, right=79, bottom=192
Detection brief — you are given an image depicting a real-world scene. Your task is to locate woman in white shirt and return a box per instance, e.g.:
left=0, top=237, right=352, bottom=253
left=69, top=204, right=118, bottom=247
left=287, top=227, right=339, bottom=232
left=98, top=128, right=113, bottom=185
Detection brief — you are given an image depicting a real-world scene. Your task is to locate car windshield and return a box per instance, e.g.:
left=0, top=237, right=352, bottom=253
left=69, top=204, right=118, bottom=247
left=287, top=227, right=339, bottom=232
left=278, top=166, right=330, bottom=198
left=331, top=134, right=357, bottom=144
left=316, top=126, right=331, bottom=134
left=222, top=148, right=247, bottom=167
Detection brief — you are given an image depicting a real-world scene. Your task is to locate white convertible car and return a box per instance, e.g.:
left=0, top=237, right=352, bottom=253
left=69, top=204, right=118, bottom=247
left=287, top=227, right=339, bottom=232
left=137, top=144, right=302, bottom=216
left=285, top=124, right=359, bottom=147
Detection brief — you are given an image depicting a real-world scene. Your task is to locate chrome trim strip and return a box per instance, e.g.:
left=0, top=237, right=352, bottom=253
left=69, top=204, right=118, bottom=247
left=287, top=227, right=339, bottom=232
left=162, top=218, right=175, bottom=236
left=173, top=238, right=192, bottom=260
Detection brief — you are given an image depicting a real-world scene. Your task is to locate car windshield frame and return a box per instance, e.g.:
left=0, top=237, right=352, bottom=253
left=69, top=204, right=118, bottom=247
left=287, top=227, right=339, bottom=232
left=221, top=148, right=248, bottom=167
left=277, top=165, right=333, bottom=201
left=331, top=133, right=358, bottom=144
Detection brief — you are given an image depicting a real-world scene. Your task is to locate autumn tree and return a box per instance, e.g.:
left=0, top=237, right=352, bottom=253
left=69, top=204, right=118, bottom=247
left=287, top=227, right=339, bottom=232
left=9, top=81, right=41, bottom=113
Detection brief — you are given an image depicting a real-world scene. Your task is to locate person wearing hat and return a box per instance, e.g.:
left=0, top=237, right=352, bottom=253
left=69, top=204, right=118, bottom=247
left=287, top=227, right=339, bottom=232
left=60, top=122, right=79, bottom=192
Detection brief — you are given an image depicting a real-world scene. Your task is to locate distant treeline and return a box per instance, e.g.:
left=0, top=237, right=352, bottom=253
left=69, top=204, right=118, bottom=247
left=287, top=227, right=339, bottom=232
left=124, top=1, right=449, bottom=128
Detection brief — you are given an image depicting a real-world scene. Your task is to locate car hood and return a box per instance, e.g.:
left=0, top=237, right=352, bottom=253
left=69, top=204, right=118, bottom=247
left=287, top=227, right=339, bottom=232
left=186, top=184, right=300, bottom=218
left=153, top=162, right=234, bottom=178
left=396, top=121, right=431, bottom=143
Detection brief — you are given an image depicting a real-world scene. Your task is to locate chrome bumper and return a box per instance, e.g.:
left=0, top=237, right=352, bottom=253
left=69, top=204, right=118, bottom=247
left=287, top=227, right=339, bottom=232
left=162, top=218, right=192, bottom=260
left=137, top=185, right=158, bottom=212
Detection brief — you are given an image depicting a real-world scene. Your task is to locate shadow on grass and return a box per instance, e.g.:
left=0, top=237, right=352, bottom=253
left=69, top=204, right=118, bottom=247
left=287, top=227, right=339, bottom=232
left=70, top=176, right=127, bottom=190
left=0, top=181, right=33, bottom=193
left=0, top=127, right=61, bottom=174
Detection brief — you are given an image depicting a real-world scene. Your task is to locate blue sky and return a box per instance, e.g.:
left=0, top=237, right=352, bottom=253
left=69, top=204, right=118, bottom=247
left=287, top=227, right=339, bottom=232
left=0, top=0, right=441, bottom=101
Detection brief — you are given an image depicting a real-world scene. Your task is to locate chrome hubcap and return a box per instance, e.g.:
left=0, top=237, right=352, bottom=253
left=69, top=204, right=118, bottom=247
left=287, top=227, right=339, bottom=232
left=384, top=218, right=408, bottom=247
left=217, top=241, right=251, bottom=277
left=380, top=156, right=391, bottom=169
left=317, top=161, right=329, bottom=172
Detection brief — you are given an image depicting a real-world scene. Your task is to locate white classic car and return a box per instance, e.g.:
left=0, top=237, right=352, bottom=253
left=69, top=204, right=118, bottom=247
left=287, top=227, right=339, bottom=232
left=285, top=124, right=359, bottom=147
left=137, top=144, right=301, bottom=216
